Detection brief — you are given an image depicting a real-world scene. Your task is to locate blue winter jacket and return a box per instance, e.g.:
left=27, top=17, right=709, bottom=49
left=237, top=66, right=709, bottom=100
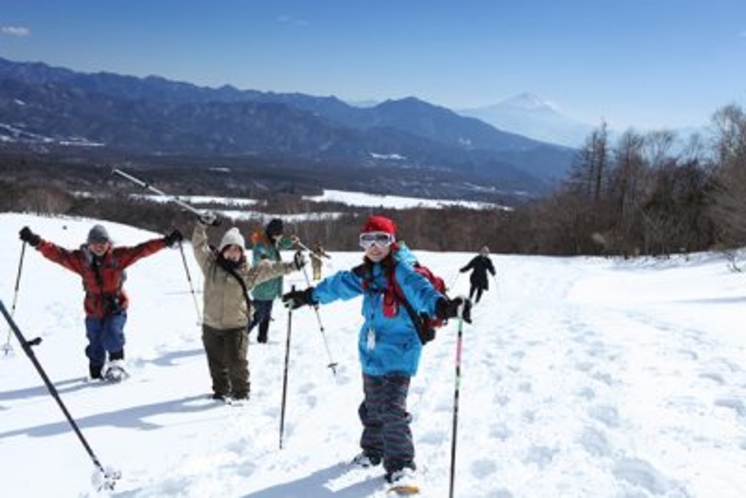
left=312, top=251, right=443, bottom=377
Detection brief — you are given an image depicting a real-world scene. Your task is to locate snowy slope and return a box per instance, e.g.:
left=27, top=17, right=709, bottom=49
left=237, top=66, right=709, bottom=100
left=0, top=213, right=744, bottom=497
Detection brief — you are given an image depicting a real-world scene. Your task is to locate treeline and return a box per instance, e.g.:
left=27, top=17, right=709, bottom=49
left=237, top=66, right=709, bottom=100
left=520, top=104, right=746, bottom=257
left=2, top=104, right=745, bottom=256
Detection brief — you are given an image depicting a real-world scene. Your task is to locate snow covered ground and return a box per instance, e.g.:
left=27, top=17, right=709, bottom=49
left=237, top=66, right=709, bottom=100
left=0, top=212, right=744, bottom=497
left=126, top=189, right=496, bottom=224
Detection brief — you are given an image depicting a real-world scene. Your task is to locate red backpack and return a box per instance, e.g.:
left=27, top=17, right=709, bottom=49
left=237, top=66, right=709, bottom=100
left=392, top=261, right=447, bottom=344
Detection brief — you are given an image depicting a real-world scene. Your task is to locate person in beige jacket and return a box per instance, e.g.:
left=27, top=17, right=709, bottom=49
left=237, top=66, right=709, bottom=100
left=192, top=216, right=304, bottom=402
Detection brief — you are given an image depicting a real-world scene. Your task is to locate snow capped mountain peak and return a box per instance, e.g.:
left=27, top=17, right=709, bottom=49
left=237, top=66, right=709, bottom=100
left=498, top=92, right=559, bottom=113
left=459, top=92, right=593, bottom=147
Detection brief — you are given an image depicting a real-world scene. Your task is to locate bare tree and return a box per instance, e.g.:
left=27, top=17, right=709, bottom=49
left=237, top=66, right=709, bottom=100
left=568, top=121, right=610, bottom=202
left=643, top=129, right=676, bottom=170
left=606, top=129, right=649, bottom=255
left=709, top=104, right=746, bottom=246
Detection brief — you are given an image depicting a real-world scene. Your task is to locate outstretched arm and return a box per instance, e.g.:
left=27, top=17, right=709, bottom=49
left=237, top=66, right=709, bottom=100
left=113, top=238, right=168, bottom=269
left=242, top=260, right=296, bottom=290
left=460, top=257, right=476, bottom=272
left=37, top=240, right=87, bottom=275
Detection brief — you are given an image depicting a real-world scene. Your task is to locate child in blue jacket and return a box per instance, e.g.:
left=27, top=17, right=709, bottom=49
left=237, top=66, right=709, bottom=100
left=282, top=215, right=470, bottom=486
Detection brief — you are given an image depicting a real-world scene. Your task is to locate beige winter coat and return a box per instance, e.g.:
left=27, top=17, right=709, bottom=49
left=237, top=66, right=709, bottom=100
left=192, top=223, right=295, bottom=330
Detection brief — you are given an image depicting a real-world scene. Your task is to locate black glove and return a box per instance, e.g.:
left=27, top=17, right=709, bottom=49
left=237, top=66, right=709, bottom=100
left=163, top=229, right=183, bottom=248
left=436, top=297, right=472, bottom=324
left=293, top=250, right=307, bottom=270
left=282, top=287, right=317, bottom=310
left=198, top=211, right=217, bottom=226
left=19, top=226, right=41, bottom=247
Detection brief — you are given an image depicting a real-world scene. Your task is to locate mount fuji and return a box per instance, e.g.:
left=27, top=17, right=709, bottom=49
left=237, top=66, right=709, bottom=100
left=459, top=93, right=595, bottom=148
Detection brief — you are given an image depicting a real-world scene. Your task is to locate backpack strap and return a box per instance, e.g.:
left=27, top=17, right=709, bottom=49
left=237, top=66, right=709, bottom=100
left=390, top=267, right=435, bottom=345
left=220, top=260, right=253, bottom=316
left=353, top=260, right=433, bottom=344
left=85, top=252, right=126, bottom=315
left=352, top=263, right=369, bottom=287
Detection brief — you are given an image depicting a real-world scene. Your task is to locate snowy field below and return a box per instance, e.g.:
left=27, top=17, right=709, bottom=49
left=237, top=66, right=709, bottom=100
left=0, top=213, right=744, bottom=497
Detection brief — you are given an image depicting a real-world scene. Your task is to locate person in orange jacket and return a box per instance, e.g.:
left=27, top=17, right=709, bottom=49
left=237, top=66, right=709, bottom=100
left=19, top=224, right=182, bottom=381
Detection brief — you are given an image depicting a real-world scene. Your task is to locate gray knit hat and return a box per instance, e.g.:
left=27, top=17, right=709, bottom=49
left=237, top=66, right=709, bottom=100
left=87, top=224, right=111, bottom=244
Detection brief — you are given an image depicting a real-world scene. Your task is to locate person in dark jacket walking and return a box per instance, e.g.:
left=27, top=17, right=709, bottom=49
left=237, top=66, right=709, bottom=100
left=281, top=215, right=471, bottom=487
left=460, top=245, right=496, bottom=304
left=19, top=224, right=182, bottom=381
left=248, top=218, right=298, bottom=343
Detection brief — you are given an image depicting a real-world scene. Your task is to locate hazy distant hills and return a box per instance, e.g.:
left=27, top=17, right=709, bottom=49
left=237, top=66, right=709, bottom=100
left=459, top=92, right=595, bottom=148
left=0, top=57, right=578, bottom=202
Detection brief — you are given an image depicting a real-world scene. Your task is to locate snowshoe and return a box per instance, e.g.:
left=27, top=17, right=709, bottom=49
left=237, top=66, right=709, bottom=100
left=226, top=397, right=248, bottom=407
left=386, top=467, right=419, bottom=495
left=104, top=360, right=129, bottom=382
left=387, top=484, right=420, bottom=495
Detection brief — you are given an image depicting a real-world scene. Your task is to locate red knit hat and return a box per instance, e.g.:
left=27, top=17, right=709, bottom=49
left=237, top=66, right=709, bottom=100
left=361, top=215, right=397, bottom=237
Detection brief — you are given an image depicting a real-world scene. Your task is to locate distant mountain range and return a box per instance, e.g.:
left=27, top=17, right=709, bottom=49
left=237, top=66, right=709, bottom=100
left=0, top=57, right=578, bottom=202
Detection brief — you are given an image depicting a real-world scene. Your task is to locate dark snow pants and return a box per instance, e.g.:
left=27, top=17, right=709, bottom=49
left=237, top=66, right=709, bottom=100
left=358, top=373, right=415, bottom=474
left=84, top=311, right=127, bottom=369
left=202, top=324, right=249, bottom=399
left=247, top=299, right=273, bottom=343
left=469, top=283, right=485, bottom=303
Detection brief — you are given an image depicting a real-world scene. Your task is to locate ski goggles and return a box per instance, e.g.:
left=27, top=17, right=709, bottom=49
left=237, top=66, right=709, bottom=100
left=359, top=231, right=395, bottom=249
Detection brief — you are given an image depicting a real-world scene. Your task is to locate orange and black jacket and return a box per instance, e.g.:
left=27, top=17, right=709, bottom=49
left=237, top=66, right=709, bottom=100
left=36, top=238, right=167, bottom=318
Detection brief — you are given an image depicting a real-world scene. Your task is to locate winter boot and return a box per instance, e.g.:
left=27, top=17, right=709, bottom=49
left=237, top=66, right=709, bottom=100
left=386, top=466, right=417, bottom=486
left=351, top=452, right=382, bottom=468
left=89, top=364, right=103, bottom=381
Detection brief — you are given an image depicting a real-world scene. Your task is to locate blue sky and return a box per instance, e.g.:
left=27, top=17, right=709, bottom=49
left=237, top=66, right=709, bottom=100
left=1, top=0, right=745, bottom=130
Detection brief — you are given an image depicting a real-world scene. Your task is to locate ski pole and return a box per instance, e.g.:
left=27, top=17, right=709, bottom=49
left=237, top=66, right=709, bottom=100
left=0, top=299, right=121, bottom=491
left=111, top=167, right=219, bottom=224
left=2, top=241, right=28, bottom=356
left=446, top=270, right=461, bottom=292
left=492, top=274, right=501, bottom=299
left=177, top=241, right=202, bottom=325
left=299, top=261, right=338, bottom=376
left=279, top=286, right=294, bottom=450
left=448, top=297, right=468, bottom=498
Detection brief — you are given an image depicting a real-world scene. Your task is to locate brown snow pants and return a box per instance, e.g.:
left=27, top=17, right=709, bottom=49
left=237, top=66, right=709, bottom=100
left=202, top=324, right=249, bottom=399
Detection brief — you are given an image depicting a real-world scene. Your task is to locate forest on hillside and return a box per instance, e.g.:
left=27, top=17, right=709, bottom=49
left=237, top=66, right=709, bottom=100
left=1, top=104, right=745, bottom=259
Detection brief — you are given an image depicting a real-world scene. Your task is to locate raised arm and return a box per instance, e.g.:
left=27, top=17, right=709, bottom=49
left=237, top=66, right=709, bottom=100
left=191, top=222, right=214, bottom=272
